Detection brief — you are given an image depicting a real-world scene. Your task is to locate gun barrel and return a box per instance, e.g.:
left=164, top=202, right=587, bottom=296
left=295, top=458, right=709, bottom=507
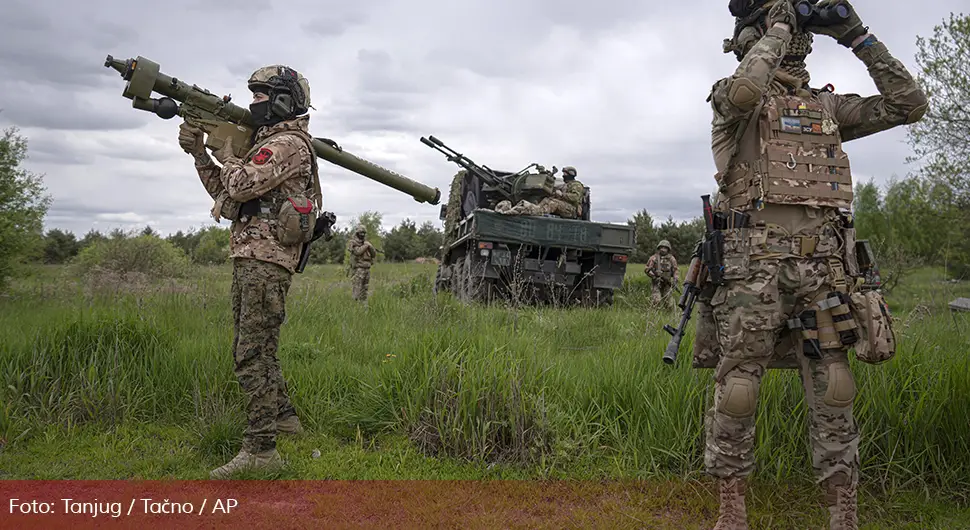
left=662, top=336, right=680, bottom=365
left=104, top=54, right=440, bottom=205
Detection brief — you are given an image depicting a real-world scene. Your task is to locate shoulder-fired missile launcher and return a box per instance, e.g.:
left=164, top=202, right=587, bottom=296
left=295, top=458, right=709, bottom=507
left=103, top=55, right=440, bottom=205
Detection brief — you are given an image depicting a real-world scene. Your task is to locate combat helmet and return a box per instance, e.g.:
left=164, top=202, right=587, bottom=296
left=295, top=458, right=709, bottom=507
left=354, top=224, right=367, bottom=235
left=562, top=166, right=577, bottom=180
left=247, top=65, right=312, bottom=125
left=657, top=239, right=671, bottom=250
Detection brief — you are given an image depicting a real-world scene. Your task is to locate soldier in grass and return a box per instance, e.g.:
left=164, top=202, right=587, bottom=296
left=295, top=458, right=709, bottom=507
left=347, top=224, right=377, bottom=302
left=178, top=65, right=320, bottom=478
left=701, top=0, right=927, bottom=528
left=645, top=240, right=678, bottom=309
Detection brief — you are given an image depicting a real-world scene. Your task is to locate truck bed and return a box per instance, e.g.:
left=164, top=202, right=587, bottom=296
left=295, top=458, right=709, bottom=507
left=453, top=209, right=635, bottom=253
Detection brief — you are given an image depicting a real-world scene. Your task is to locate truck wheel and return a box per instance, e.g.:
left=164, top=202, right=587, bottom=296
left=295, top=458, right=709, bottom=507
left=463, top=252, right=483, bottom=303
left=596, top=289, right=614, bottom=307
left=454, top=256, right=465, bottom=299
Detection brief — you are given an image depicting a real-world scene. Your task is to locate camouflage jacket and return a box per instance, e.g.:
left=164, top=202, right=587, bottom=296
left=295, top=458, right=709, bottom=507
left=193, top=116, right=317, bottom=273
left=348, top=238, right=376, bottom=269
left=708, top=26, right=927, bottom=230
left=561, top=180, right=585, bottom=206
left=646, top=253, right=678, bottom=282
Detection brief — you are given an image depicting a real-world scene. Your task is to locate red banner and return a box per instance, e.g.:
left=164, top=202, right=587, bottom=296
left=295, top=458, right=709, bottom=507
left=0, top=480, right=710, bottom=528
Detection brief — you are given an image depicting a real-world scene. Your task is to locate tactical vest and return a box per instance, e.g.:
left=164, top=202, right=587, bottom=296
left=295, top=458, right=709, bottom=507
left=658, top=256, right=674, bottom=276
left=721, top=93, right=853, bottom=212
left=241, top=128, right=321, bottom=222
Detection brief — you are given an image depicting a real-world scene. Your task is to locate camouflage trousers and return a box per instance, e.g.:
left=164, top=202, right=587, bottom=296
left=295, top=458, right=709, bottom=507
left=651, top=278, right=675, bottom=309
left=495, top=198, right=577, bottom=218
left=351, top=266, right=371, bottom=301
left=705, top=256, right=860, bottom=487
left=231, top=258, right=297, bottom=454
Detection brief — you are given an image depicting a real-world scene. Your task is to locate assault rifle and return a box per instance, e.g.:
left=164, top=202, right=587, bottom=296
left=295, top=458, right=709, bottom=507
left=661, top=195, right=749, bottom=364
left=701, top=194, right=726, bottom=286
left=295, top=211, right=337, bottom=274
left=662, top=240, right=706, bottom=365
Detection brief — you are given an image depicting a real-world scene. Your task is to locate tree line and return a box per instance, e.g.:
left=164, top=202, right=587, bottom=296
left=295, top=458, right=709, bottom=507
left=1, top=14, right=968, bottom=288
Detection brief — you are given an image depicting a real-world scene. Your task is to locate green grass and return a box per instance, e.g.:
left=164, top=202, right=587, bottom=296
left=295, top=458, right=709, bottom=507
left=1, top=262, right=969, bottom=527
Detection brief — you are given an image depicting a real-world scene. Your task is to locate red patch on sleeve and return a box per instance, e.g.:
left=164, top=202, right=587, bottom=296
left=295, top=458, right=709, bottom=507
left=252, top=148, right=273, bottom=165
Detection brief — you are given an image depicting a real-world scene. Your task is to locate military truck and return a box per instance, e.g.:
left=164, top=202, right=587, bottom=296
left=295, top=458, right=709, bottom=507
left=422, top=136, right=636, bottom=307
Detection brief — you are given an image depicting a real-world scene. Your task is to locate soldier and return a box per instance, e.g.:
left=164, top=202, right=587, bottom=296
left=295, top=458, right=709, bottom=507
left=496, top=166, right=586, bottom=218
left=645, top=240, right=678, bottom=309
left=704, top=1, right=927, bottom=529
left=178, top=65, right=321, bottom=478
left=347, top=224, right=377, bottom=301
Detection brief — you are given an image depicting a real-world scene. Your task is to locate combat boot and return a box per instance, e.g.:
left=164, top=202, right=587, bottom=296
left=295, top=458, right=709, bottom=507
left=276, top=414, right=304, bottom=435
left=209, top=449, right=282, bottom=479
left=713, top=477, right=748, bottom=530
left=823, top=475, right=858, bottom=530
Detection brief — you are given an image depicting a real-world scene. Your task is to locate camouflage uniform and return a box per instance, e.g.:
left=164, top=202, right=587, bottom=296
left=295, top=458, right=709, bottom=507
left=701, top=1, right=926, bottom=528
left=646, top=240, right=678, bottom=309
left=347, top=225, right=377, bottom=301
left=179, top=64, right=319, bottom=479
left=496, top=166, right=585, bottom=218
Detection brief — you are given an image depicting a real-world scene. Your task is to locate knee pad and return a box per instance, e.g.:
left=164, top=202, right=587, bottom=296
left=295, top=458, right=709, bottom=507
left=823, top=362, right=856, bottom=408
left=717, top=375, right=758, bottom=418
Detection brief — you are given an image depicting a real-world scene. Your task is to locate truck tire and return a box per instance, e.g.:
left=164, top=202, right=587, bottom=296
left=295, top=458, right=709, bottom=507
left=462, top=251, right=482, bottom=303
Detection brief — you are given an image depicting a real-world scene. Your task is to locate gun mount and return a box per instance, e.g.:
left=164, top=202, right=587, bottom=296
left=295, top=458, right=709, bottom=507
left=104, top=54, right=440, bottom=205
left=421, top=135, right=563, bottom=213
left=423, top=136, right=629, bottom=308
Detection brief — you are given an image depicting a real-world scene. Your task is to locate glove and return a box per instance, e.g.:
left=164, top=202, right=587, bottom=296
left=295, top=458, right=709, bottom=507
left=804, top=0, right=867, bottom=47
left=178, top=122, right=206, bottom=155
left=766, top=0, right=799, bottom=32
left=212, top=136, right=235, bottom=164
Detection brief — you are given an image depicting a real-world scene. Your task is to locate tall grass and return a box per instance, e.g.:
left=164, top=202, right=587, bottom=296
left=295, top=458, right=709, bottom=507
left=1, top=263, right=968, bottom=494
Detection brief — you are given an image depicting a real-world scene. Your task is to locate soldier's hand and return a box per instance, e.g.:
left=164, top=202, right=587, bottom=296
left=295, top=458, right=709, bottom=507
left=805, top=0, right=867, bottom=47
left=213, top=136, right=235, bottom=164
left=178, top=122, right=205, bottom=155
left=766, top=0, right=798, bottom=32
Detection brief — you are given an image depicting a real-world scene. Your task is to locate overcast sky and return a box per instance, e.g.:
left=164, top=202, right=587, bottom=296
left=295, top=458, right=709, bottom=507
left=0, top=0, right=962, bottom=237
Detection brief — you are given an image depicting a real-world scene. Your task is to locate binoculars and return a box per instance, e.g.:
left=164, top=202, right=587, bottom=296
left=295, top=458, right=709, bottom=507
left=793, top=0, right=851, bottom=26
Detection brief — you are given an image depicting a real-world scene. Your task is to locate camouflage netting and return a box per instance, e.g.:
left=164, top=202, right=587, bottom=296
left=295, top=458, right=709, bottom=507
left=443, top=170, right=465, bottom=244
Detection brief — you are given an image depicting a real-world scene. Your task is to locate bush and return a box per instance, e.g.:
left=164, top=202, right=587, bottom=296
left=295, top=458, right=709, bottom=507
left=73, top=235, right=190, bottom=278
left=192, top=227, right=230, bottom=265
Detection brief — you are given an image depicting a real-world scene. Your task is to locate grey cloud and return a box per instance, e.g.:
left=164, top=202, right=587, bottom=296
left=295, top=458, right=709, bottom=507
left=20, top=0, right=967, bottom=239
left=0, top=2, right=135, bottom=90
left=302, top=12, right=368, bottom=38
left=184, top=0, right=265, bottom=11
left=0, top=97, right=144, bottom=131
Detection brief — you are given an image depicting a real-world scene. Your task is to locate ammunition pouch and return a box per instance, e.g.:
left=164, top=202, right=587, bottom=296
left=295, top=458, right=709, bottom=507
left=843, top=226, right=859, bottom=277
left=748, top=223, right=841, bottom=260
left=235, top=192, right=318, bottom=247
left=849, top=290, right=897, bottom=364
left=787, top=292, right=859, bottom=361
left=211, top=190, right=242, bottom=222
left=720, top=228, right=751, bottom=281
left=276, top=194, right=317, bottom=246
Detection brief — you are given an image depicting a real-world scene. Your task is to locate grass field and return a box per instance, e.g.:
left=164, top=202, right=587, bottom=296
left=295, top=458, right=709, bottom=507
left=1, top=262, right=969, bottom=528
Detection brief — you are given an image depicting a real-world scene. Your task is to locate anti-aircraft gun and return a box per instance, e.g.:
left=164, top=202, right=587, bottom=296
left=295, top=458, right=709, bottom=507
left=103, top=55, right=441, bottom=271
left=422, top=135, right=634, bottom=308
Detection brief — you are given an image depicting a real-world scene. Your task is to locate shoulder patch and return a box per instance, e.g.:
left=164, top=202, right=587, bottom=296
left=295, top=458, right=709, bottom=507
left=252, top=148, right=273, bottom=165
